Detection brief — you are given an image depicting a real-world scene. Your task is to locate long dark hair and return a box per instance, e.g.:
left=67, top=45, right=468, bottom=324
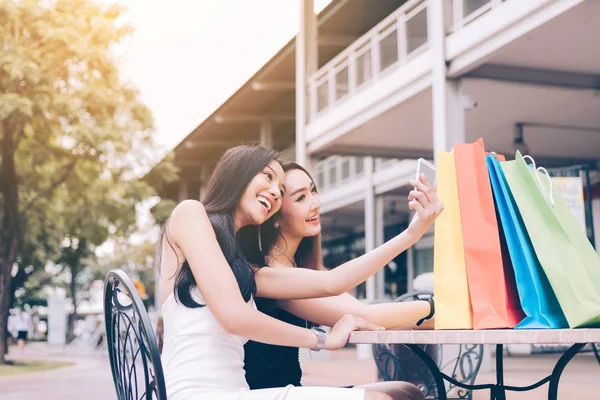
left=163, top=144, right=279, bottom=308
left=242, top=162, right=324, bottom=271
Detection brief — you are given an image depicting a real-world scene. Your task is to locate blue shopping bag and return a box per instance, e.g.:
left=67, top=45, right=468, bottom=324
left=486, top=155, right=568, bottom=329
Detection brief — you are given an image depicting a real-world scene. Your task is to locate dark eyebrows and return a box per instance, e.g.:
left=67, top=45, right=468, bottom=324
left=290, top=187, right=306, bottom=197
left=289, top=180, right=316, bottom=197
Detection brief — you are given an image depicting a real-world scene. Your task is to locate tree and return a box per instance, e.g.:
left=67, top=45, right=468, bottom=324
left=0, top=0, right=173, bottom=361
left=53, top=164, right=158, bottom=342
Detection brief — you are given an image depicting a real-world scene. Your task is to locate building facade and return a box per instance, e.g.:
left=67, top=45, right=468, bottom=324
left=294, top=0, right=600, bottom=301
left=154, top=0, right=600, bottom=302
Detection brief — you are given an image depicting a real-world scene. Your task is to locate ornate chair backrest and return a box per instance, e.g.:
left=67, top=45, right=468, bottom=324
left=104, top=269, right=167, bottom=400
left=372, top=291, right=483, bottom=400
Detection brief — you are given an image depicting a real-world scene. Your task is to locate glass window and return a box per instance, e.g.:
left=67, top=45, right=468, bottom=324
left=414, top=247, right=434, bottom=277
left=317, top=80, right=328, bottom=112
left=355, top=157, right=364, bottom=175
left=464, top=0, right=491, bottom=17
left=379, top=29, right=398, bottom=71
left=335, top=65, right=349, bottom=100
left=406, top=8, right=428, bottom=54
left=356, top=49, right=372, bottom=87
left=341, top=159, right=350, bottom=181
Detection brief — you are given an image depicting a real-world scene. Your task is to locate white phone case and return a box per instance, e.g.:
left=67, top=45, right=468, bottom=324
left=415, top=158, right=436, bottom=185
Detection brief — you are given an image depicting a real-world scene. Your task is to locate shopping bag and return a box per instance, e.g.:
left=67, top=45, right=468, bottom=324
left=454, top=138, right=524, bottom=329
left=502, top=152, right=600, bottom=327
left=433, top=150, right=472, bottom=329
left=487, top=155, right=568, bottom=329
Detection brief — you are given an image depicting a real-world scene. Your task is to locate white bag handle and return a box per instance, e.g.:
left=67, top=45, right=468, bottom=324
left=522, top=155, right=537, bottom=169
left=536, top=167, right=556, bottom=207
left=522, top=155, right=555, bottom=207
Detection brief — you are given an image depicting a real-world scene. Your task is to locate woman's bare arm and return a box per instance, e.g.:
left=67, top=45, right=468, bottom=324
left=255, top=177, right=442, bottom=300
left=254, top=231, right=417, bottom=299
left=166, top=200, right=381, bottom=349
left=279, top=293, right=431, bottom=329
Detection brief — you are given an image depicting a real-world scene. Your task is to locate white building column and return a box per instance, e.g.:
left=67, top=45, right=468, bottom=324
left=375, top=196, right=386, bottom=300
left=295, top=0, right=318, bottom=166
left=407, top=244, right=415, bottom=292
left=364, top=156, right=376, bottom=302
left=428, top=0, right=465, bottom=166
left=357, top=156, right=375, bottom=360
left=260, top=121, right=273, bottom=148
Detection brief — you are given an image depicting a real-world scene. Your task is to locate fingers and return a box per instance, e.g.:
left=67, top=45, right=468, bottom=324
left=342, top=315, right=385, bottom=331
left=409, top=176, right=444, bottom=217
left=409, top=175, right=435, bottom=204
left=408, top=191, right=432, bottom=220
left=408, top=188, right=431, bottom=207
left=408, top=199, right=425, bottom=214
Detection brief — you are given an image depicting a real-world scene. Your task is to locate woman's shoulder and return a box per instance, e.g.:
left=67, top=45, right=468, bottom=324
left=170, top=200, right=209, bottom=225
left=167, top=200, right=214, bottom=241
left=173, top=199, right=206, bottom=215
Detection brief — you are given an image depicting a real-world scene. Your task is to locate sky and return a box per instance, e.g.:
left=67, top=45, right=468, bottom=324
left=96, top=1, right=331, bottom=250
left=118, top=0, right=331, bottom=153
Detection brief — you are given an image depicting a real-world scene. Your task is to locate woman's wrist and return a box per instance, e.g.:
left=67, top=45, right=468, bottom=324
left=304, top=327, right=319, bottom=350
left=310, top=327, right=327, bottom=351
left=399, top=229, right=420, bottom=247
left=416, top=298, right=435, bottom=326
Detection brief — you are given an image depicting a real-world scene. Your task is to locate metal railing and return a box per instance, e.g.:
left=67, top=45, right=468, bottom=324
left=308, top=0, right=429, bottom=120
left=307, top=0, right=511, bottom=121
left=314, top=155, right=400, bottom=193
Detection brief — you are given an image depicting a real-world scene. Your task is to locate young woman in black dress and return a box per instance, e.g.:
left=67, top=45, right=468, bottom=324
left=243, top=162, right=440, bottom=400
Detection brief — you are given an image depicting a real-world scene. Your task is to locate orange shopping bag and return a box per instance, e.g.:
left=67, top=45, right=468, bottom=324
left=454, top=138, right=524, bottom=329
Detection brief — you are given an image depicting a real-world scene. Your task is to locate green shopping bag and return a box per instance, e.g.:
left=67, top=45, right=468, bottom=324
left=502, top=152, right=600, bottom=327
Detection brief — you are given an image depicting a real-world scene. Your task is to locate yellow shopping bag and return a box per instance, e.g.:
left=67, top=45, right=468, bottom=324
left=434, top=150, right=473, bottom=329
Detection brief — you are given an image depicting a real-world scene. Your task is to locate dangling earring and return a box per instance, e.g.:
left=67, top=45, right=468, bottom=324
left=258, top=225, right=263, bottom=252
left=273, top=222, right=279, bottom=229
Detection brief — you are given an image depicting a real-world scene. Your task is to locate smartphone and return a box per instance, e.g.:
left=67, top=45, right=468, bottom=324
left=415, top=158, right=436, bottom=188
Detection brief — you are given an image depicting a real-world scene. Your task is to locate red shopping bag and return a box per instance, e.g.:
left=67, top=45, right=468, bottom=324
left=454, top=138, right=524, bottom=329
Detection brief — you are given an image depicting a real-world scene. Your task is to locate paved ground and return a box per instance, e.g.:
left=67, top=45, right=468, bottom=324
left=1, top=343, right=114, bottom=400
left=301, top=347, right=600, bottom=399
left=2, top=342, right=599, bottom=399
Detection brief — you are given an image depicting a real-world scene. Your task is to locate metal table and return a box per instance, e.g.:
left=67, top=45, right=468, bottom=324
left=350, top=329, right=600, bottom=400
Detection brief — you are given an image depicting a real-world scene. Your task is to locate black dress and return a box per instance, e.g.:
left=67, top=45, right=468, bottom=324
left=244, top=298, right=307, bottom=389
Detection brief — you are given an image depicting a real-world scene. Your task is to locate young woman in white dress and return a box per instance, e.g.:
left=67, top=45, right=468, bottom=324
left=159, top=145, right=442, bottom=400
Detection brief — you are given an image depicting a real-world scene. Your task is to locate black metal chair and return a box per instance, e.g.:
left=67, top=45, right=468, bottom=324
left=372, top=291, right=484, bottom=399
left=104, top=269, right=167, bottom=400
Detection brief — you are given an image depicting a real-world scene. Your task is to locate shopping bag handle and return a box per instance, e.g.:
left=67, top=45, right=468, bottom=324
left=536, top=167, right=556, bottom=207
left=523, top=155, right=555, bottom=207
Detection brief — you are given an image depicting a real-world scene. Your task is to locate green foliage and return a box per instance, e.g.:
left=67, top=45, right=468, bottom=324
left=0, top=0, right=175, bottom=351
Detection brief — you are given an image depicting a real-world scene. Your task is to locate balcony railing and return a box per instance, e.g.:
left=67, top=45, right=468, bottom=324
left=307, top=0, right=512, bottom=122
left=308, top=0, right=429, bottom=121
left=451, top=0, right=507, bottom=31
left=314, top=155, right=401, bottom=193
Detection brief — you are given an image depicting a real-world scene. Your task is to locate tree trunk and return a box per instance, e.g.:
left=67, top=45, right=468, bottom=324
left=0, top=121, right=20, bottom=363
left=66, top=263, right=78, bottom=344
left=0, top=261, right=14, bottom=362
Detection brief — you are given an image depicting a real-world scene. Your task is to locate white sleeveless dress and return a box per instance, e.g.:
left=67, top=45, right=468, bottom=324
left=161, top=289, right=365, bottom=400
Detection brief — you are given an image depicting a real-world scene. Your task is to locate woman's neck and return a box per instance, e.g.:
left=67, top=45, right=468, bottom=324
left=270, top=234, right=302, bottom=268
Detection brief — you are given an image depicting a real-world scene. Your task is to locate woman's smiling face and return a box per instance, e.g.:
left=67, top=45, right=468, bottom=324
left=277, top=168, right=321, bottom=239
left=235, top=160, right=285, bottom=227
